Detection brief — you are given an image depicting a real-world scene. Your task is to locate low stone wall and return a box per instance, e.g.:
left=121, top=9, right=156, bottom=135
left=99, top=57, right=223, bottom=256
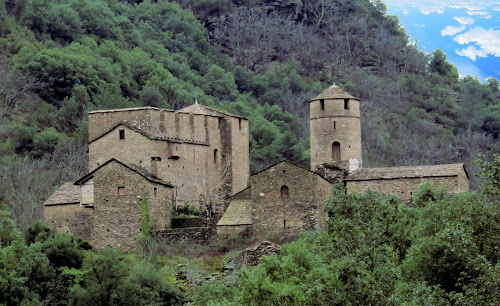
left=154, top=227, right=216, bottom=243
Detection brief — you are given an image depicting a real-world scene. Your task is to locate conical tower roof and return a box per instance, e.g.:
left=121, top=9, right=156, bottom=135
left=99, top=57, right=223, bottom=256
left=310, top=85, right=359, bottom=102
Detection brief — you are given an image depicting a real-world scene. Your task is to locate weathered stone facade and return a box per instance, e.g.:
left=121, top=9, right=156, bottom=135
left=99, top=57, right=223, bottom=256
left=44, top=204, right=93, bottom=240
left=310, top=86, right=362, bottom=172
left=346, top=164, right=469, bottom=201
left=88, top=105, right=249, bottom=207
left=217, top=161, right=333, bottom=238
left=45, top=85, right=471, bottom=249
left=75, top=159, right=174, bottom=251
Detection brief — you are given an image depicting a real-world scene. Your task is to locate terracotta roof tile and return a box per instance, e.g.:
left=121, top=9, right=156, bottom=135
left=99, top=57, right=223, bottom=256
left=346, top=163, right=466, bottom=181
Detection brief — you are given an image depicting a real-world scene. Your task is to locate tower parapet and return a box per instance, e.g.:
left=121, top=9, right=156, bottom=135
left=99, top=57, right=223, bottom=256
left=309, top=85, right=362, bottom=175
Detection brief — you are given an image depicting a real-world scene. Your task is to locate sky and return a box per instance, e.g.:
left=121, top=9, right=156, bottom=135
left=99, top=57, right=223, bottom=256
left=383, top=0, right=500, bottom=82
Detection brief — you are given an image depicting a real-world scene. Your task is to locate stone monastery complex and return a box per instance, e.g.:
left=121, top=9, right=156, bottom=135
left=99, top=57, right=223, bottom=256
left=44, top=86, right=469, bottom=250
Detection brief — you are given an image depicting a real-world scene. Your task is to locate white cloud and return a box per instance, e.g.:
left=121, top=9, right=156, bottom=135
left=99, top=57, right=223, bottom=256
left=453, top=16, right=475, bottom=25
left=482, top=15, right=493, bottom=19
left=494, top=7, right=500, bottom=11
left=384, top=1, right=495, bottom=15
left=442, top=25, right=466, bottom=36
left=415, top=24, right=426, bottom=28
left=466, top=10, right=489, bottom=16
left=454, top=27, right=500, bottom=60
left=456, top=46, right=489, bottom=61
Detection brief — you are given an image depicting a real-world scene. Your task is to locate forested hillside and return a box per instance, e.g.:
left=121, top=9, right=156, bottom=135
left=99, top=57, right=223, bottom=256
left=1, top=0, right=499, bottom=227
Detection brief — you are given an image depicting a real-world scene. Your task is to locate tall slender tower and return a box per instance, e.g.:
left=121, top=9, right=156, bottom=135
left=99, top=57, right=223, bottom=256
left=309, top=85, right=362, bottom=172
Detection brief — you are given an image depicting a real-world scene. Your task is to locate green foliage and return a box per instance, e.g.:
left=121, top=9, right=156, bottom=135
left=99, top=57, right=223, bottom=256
left=232, top=183, right=500, bottom=304
left=411, top=181, right=446, bottom=207
left=0, top=209, right=21, bottom=247
left=140, top=198, right=152, bottom=239
left=477, top=153, right=500, bottom=200
left=69, top=248, right=186, bottom=306
left=23, top=220, right=52, bottom=245
left=175, top=202, right=201, bottom=217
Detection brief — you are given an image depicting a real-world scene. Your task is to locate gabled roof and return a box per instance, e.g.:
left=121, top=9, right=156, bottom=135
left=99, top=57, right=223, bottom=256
left=179, top=104, right=248, bottom=119
left=252, top=160, right=331, bottom=183
left=310, top=85, right=359, bottom=102
left=74, top=159, right=173, bottom=187
left=89, top=106, right=161, bottom=114
left=44, top=182, right=80, bottom=206
left=346, top=163, right=467, bottom=181
left=217, top=200, right=253, bottom=226
left=88, top=121, right=209, bottom=145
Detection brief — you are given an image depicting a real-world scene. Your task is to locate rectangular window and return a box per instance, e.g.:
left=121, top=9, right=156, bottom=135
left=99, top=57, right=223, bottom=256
left=119, top=129, right=125, bottom=140
left=239, top=118, right=242, bottom=130
left=118, top=187, right=125, bottom=196
left=344, top=99, right=349, bottom=110
left=320, top=99, right=325, bottom=111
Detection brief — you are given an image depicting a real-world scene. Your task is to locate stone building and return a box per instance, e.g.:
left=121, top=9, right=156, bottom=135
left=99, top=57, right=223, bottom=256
left=45, top=104, right=249, bottom=250
left=217, top=85, right=469, bottom=237
left=217, top=161, right=332, bottom=238
left=45, top=85, right=470, bottom=248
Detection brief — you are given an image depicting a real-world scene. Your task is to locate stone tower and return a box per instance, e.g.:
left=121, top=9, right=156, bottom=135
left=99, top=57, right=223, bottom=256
left=309, top=85, right=362, bottom=175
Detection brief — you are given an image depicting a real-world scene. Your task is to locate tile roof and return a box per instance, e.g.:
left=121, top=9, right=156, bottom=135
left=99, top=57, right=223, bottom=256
left=346, top=163, right=466, bottom=181
left=310, top=85, right=359, bottom=101
left=44, top=182, right=80, bottom=206
left=178, top=104, right=248, bottom=119
left=217, top=200, right=253, bottom=226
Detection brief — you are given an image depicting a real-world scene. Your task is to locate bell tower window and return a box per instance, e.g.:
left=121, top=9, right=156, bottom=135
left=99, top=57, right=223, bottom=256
left=332, top=142, right=341, bottom=160
left=320, top=99, right=325, bottom=111
left=344, top=99, right=349, bottom=110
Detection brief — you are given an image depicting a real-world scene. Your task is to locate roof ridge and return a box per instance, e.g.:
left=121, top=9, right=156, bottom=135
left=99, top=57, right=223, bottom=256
left=74, top=158, right=173, bottom=187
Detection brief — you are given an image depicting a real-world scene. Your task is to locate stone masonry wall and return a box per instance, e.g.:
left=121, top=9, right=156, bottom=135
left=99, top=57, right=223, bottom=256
left=88, top=107, right=249, bottom=210
left=249, top=162, right=332, bottom=238
left=44, top=204, right=93, bottom=240
left=229, top=117, right=250, bottom=195
left=92, top=161, right=173, bottom=251
left=346, top=176, right=462, bottom=202
left=310, top=99, right=362, bottom=170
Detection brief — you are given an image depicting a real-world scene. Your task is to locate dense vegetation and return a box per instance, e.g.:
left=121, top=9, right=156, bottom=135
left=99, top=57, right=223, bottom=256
left=1, top=156, right=499, bottom=305
left=1, top=0, right=499, bottom=227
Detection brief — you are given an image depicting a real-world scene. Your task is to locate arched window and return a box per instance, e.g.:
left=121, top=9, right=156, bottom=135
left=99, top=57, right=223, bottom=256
left=214, top=149, right=218, bottom=164
left=280, top=185, right=289, bottom=198
left=332, top=142, right=341, bottom=160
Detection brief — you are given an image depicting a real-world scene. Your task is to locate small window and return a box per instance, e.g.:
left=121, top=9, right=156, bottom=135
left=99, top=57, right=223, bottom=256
left=320, top=99, right=325, bottom=111
left=332, top=142, right=341, bottom=160
left=334, top=121, right=336, bottom=129
left=119, top=129, right=125, bottom=140
left=283, top=220, right=286, bottom=229
left=344, top=99, right=349, bottom=110
left=280, top=185, right=289, bottom=198
left=218, top=117, right=223, bottom=129
left=118, top=187, right=125, bottom=196
left=154, top=187, right=157, bottom=197
left=214, top=149, right=218, bottom=164
left=239, top=118, right=242, bottom=130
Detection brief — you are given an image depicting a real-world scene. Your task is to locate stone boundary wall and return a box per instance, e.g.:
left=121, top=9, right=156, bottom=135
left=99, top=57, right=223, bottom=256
left=154, top=227, right=216, bottom=243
